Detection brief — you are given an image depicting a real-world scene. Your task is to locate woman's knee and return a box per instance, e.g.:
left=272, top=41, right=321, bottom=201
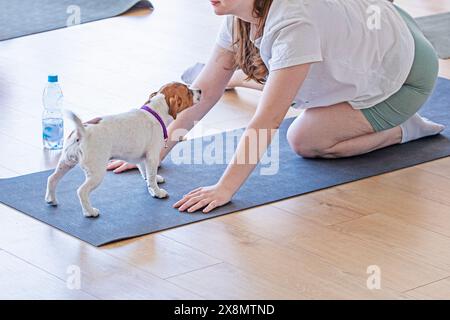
left=286, top=123, right=321, bottom=158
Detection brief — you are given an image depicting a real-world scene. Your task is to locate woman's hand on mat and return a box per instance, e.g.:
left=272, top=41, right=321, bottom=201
left=106, top=160, right=137, bottom=173
left=174, top=184, right=233, bottom=214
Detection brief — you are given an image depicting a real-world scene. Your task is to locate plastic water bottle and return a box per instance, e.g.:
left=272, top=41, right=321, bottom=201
left=42, top=75, right=64, bottom=150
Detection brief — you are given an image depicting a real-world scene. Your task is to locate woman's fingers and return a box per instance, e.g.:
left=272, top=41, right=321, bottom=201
left=173, top=192, right=196, bottom=208
left=106, top=160, right=124, bottom=171
left=174, top=185, right=229, bottom=214
left=107, top=160, right=137, bottom=173
left=187, top=199, right=210, bottom=213
left=203, top=200, right=218, bottom=213
left=178, top=195, right=204, bottom=212
left=113, top=163, right=128, bottom=173
left=173, top=196, right=189, bottom=208
left=113, top=163, right=134, bottom=173
left=173, top=189, right=204, bottom=208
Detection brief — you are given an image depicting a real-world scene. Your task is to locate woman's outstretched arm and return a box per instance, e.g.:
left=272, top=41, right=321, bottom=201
left=174, top=63, right=311, bottom=213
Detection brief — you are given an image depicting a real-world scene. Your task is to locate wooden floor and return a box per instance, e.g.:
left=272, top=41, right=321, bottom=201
left=1, top=0, right=450, bottom=299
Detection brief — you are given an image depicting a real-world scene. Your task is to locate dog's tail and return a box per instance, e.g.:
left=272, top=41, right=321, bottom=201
left=65, top=110, right=85, bottom=137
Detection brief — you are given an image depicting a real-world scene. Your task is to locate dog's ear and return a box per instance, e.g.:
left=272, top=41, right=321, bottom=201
left=168, top=95, right=182, bottom=119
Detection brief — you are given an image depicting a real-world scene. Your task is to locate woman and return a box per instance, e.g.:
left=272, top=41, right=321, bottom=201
left=109, top=0, right=444, bottom=213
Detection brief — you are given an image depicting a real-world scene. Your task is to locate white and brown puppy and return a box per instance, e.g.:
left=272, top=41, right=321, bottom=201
left=45, top=82, right=201, bottom=218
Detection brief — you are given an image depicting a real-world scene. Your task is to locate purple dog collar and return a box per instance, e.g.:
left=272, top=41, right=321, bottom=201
left=140, top=105, right=168, bottom=141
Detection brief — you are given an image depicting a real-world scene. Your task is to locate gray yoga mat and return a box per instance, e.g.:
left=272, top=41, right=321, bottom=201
left=416, top=12, right=450, bottom=59
left=0, top=0, right=153, bottom=41
left=1, top=78, right=450, bottom=246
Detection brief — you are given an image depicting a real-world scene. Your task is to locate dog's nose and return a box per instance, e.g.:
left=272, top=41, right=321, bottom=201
left=189, top=87, right=201, bottom=94
left=193, top=89, right=202, bottom=104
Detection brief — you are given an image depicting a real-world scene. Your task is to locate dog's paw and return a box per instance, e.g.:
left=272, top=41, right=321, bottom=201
left=46, top=199, right=58, bottom=206
left=156, top=188, right=168, bottom=198
left=149, top=187, right=168, bottom=198
left=83, top=208, right=100, bottom=218
left=156, top=175, right=165, bottom=183
left=45, top=193, right=58, bottom=206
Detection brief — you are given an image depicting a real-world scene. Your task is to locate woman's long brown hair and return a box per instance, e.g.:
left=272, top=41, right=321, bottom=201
left=232, top=0, right=273, bottom=84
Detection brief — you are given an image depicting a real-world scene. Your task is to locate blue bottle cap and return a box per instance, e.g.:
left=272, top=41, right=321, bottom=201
left=48, top=75, right=58, bottom=83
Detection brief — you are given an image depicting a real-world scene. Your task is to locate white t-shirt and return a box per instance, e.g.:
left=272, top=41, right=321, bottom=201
left=216, top=0, right=415, bottom=110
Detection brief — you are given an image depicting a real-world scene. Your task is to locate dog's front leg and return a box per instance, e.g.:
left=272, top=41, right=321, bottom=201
left=144, top=156, right=168, bottom=198
left=137, top=162, right=164, bottom=183
left=137, top=163, right=147, bottom=181
left=77, top=167, right=106, bottom=218
left=45, top=159, right=76, bottom=205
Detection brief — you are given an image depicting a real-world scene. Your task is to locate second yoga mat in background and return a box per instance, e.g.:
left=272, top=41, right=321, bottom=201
left=0, top=0, right=153, bottom=41
left=416, top=12, right=450, bottom=59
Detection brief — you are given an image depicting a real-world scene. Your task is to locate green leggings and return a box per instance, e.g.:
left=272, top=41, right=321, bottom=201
left=361, top=6, right=439, bottom=132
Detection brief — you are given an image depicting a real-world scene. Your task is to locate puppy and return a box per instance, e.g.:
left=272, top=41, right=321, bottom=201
left=45, top=82, right=201, bottom=218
